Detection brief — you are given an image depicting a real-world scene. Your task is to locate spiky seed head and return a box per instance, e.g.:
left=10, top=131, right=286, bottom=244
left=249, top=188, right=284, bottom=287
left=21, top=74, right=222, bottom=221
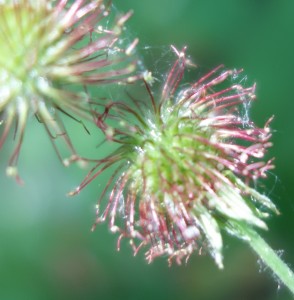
left=70, top=47, right=277, bottom=268
left=0, top=0, right=139, bottom=182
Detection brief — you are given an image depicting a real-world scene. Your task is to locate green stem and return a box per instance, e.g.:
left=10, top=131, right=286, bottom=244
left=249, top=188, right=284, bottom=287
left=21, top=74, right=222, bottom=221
left=236, top=223, right=294, bottom=294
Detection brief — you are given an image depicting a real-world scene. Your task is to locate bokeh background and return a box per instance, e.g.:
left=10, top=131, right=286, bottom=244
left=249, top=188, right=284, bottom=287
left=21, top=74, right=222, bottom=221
left=1, top=0, right=294, bottom=299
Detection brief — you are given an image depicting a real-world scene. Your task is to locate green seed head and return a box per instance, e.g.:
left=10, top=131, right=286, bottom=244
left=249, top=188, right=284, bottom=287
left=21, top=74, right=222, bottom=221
left=71, top=47, right=277, bottom=267
left=0, top=0, right=139, bottom=182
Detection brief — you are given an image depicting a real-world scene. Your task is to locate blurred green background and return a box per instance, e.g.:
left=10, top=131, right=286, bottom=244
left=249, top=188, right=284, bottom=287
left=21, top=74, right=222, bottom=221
left=1, top=0, right=294, bottom=299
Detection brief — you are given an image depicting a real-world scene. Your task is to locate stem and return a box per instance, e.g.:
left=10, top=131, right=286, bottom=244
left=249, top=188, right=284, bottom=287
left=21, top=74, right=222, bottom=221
left=236, top=223, right=294, bottom=295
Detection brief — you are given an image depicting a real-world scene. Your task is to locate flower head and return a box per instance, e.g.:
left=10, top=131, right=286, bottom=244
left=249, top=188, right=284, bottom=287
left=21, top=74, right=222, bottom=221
left=0, top=0, right=139, bottom=182
left=70, top=47, right=277, bottom=268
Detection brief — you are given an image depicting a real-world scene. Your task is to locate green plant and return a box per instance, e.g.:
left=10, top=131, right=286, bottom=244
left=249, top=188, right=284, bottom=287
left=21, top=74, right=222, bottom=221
left=1, top=0, right=293, bottom=296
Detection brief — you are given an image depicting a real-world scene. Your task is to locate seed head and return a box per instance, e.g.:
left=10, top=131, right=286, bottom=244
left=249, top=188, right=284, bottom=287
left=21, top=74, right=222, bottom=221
left=0, top=0, right=139, bottom=182
left=70, top=47, right=277, bottom=267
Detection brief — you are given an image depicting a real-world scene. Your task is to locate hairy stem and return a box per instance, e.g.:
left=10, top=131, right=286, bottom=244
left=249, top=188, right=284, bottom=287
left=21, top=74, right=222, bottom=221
left=236, top=223, right=294, bottom=294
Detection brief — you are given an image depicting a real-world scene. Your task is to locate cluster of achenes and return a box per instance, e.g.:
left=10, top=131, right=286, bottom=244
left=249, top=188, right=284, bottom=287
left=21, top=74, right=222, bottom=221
left=70, top=47, right=277, bottom=267
left=0, top=0, right=138, bottom=183
left=0, top=0, right=279, bottom=270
